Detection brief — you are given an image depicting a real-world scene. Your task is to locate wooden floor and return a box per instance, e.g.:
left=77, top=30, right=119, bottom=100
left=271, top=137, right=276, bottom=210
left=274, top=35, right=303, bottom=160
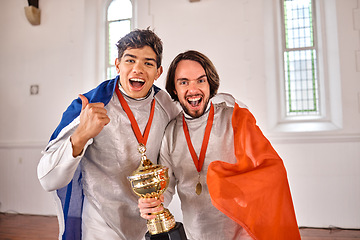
left=300, top=227, right=360, bottom=240
left=0, top=213, right=359, bottom=240
left=0, top=213, right=58, bottom=240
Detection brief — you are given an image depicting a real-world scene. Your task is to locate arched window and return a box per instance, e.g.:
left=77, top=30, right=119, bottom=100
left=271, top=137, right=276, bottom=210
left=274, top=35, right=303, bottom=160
left=106, top=0, right=133, bottom=79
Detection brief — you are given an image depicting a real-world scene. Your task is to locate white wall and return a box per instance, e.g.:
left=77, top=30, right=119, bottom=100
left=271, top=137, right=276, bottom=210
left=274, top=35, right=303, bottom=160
left=0, top=0, right=359, bottom=229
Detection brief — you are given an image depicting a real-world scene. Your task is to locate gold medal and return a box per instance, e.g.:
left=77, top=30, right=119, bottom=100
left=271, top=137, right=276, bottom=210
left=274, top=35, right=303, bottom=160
left=195, top=182, right=202, bottom=195
left=195, top=173, right=202, bottom=195
left=183, top=104, right=214, bottom=197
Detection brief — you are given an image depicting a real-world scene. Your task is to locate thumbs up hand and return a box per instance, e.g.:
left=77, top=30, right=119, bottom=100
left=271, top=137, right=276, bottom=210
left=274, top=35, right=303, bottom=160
left=70, top=94, right=110, bottom=157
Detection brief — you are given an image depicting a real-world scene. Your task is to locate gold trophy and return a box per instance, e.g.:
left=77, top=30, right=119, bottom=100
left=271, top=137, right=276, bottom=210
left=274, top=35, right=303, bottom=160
left=128, top=144, right=187, bottom=240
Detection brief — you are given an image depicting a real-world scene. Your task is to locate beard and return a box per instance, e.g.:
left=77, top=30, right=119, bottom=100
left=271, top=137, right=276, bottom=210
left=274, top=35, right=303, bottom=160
left=179, top=98, right=210, bottom=118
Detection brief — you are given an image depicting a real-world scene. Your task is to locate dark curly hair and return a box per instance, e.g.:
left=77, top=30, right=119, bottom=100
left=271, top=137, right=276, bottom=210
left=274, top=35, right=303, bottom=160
left=116, top=28, right=163, bottom=69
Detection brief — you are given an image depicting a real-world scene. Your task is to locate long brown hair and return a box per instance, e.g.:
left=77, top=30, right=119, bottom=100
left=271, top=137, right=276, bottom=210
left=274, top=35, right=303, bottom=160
left=165, top=50, right=219, bottom=101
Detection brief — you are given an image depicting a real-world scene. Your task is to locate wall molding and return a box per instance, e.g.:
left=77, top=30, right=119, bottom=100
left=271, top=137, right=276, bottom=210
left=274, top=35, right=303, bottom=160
left=0, top=141, right=47, bottom=149
left=268, top=133, right=360, bottom=144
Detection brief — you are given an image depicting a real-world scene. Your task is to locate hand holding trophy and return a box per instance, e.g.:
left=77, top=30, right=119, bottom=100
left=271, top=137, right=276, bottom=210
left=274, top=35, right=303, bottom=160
left=128, top=144, right=187, bottom=240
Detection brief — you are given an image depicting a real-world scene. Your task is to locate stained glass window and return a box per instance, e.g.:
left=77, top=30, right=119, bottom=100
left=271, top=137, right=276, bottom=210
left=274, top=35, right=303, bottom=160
left=282, top=0, right=319, bottom=116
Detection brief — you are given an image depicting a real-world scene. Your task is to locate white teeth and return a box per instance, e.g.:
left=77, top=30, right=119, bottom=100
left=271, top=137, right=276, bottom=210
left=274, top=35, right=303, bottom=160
left=187, top=96, right=202, bottom=107
left=130, top=78, right=145, bottom=82
left=188, top=97, right=201, bottom=102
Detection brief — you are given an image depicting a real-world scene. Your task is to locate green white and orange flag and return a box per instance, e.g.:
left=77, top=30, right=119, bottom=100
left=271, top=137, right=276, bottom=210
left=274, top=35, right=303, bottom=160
left=207, top=103, right=301, bottom=240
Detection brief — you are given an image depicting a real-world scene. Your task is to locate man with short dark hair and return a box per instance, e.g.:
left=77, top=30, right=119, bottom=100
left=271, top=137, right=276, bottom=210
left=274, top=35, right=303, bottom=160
left=37, top=29, right=179, bottom=240
left=139, top=50, right=301, bottom=240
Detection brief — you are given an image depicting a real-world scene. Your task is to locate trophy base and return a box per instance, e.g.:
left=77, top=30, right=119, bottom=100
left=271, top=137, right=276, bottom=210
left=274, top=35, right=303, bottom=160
left=145, top=222, right=187, bottom=240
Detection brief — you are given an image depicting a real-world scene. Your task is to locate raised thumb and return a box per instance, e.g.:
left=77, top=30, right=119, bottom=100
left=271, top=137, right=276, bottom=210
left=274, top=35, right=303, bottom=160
left=79, top=94, right=89, bottom=110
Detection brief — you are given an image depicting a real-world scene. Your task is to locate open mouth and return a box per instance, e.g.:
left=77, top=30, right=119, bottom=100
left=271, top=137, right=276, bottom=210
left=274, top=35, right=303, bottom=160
left=186, top=96, right=203, bottom=107
left=129, top=78, right=145, bottom=89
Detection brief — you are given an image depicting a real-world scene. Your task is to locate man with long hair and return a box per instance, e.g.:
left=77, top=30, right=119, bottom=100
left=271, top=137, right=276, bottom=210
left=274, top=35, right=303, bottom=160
left=139, top=50, right=300, bottom=240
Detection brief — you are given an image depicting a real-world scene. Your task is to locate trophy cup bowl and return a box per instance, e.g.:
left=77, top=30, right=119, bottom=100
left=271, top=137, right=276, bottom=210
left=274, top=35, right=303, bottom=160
left=127, top=144, right=176, bottom=235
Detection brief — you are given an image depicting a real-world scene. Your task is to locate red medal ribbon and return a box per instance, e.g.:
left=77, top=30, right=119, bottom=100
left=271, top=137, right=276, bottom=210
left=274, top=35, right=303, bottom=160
left=182, top=103, right=214, bottom=173
left=115, top=84, right=155, bottom=146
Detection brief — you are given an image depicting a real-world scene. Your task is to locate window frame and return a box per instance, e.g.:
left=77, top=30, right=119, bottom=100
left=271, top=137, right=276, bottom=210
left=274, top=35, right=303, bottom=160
left=105, top=0, right=134, bottom=80
left=265, top=0, right=342, bottom=134
left=280, top=0, right=321, bottom=117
